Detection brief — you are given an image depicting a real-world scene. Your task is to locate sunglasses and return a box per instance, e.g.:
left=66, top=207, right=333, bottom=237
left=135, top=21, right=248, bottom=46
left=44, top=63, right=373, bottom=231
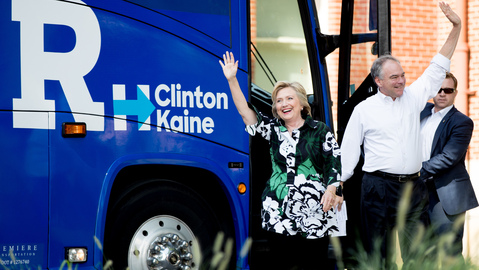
left=438, top=88, right=455, bottom=94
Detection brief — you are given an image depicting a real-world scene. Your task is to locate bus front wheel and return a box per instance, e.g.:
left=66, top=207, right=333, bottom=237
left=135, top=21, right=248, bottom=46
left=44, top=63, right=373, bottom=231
left=104, top=180, right=234, bottom=270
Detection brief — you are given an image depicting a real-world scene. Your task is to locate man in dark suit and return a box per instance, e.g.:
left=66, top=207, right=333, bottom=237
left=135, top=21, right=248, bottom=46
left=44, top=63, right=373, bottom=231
left=420, top=72, right=478, bottom=256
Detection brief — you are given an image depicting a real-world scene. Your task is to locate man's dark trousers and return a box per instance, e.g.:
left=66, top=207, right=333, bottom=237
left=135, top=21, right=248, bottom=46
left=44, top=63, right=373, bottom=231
left=361, top=172, right=429, bottom=267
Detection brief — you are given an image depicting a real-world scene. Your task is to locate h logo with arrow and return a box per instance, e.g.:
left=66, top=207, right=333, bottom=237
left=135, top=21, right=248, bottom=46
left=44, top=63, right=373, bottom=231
left=113, top=84, right=156, bottom=131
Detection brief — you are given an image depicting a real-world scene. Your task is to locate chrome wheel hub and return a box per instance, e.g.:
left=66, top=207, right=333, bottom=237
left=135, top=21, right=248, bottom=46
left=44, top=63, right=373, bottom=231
left=128, top=215, right=200, bottom=270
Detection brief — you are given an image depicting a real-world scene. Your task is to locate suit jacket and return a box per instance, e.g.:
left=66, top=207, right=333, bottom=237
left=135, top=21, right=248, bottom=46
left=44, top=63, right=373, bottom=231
left=420, top=103, right=478, bottom=215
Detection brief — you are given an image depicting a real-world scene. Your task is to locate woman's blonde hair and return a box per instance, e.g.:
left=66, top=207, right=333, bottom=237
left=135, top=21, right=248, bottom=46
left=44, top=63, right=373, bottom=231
left=271, top=81, right=311, bottom=119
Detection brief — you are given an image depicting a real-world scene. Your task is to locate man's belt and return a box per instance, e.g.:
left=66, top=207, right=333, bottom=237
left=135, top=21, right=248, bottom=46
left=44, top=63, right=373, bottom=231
left=368, top=171, right=420, bottom=182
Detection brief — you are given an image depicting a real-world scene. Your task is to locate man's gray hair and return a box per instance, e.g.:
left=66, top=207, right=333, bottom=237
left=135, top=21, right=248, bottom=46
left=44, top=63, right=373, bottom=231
left=370, top=54, right=401, bottom=80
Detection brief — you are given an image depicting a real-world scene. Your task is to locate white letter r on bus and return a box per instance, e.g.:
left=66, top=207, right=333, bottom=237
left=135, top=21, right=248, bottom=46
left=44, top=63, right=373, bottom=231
left=11, top=0, right=104, bottom=131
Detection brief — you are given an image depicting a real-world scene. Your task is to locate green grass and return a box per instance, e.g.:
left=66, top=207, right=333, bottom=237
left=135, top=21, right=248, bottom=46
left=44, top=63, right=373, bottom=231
left=331, top=181, right=479, bottom=270
left=2, top=183, right=476, bottom=270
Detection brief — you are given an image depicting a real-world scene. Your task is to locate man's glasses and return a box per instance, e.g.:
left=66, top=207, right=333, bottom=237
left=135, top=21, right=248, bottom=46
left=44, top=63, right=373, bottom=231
left=438, top=88, right=455, bottom=94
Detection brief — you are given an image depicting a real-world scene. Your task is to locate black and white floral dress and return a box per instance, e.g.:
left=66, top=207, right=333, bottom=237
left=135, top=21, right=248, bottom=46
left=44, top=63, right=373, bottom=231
left=247, top=109, right=341, bottom=239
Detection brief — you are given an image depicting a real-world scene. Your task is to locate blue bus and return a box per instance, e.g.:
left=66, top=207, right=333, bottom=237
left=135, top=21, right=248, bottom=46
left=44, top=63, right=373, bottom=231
left=0, top=0, right=389, bottom=269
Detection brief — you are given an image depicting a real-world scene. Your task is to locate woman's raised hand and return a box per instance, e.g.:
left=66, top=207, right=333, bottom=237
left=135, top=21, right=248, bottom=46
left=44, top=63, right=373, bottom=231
left=219, top=51, right=238, bottom=81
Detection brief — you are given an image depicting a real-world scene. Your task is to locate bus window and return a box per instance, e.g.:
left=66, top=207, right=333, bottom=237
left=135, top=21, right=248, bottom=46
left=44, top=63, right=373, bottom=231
left=251, top=0, right=313, bottom=94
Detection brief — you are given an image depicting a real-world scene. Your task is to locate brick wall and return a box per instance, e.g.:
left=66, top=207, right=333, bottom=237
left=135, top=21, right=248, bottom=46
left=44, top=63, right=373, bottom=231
left=469, top=0, right=479, bottom=162
left=391, top=0, right=439, bottom=79
left=326, top=0, right=375, bottom=129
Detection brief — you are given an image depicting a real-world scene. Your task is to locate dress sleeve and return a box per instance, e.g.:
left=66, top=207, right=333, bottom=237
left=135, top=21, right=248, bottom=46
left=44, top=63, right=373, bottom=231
left=245, top=103, right=273, bottom=141
left=321, top=124, right=342, bottom=186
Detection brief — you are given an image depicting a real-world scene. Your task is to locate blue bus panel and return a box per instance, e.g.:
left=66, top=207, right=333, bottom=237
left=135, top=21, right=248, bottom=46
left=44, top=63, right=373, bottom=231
left=0, top=0, right=250, bottom=269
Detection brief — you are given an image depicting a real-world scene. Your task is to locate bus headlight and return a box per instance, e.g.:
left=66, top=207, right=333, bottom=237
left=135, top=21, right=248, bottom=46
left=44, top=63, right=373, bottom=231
left=66, top=247, right=87, bottom=263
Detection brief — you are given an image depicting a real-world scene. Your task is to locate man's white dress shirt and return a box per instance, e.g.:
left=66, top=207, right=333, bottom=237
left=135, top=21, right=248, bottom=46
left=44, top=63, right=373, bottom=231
left=420, top=105, right=453, bottom=162
left=341, top=54, right=450, bottom=181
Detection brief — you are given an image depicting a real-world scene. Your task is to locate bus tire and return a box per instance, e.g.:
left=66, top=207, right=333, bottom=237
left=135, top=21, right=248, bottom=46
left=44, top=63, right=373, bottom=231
left=103, top=180, right=234, bottom=270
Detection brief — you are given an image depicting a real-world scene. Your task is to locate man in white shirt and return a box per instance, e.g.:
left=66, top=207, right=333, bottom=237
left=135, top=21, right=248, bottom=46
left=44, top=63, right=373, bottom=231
left=420, top=72, right=478, bottom=258
left=340, top=2, right=461, bottom=267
